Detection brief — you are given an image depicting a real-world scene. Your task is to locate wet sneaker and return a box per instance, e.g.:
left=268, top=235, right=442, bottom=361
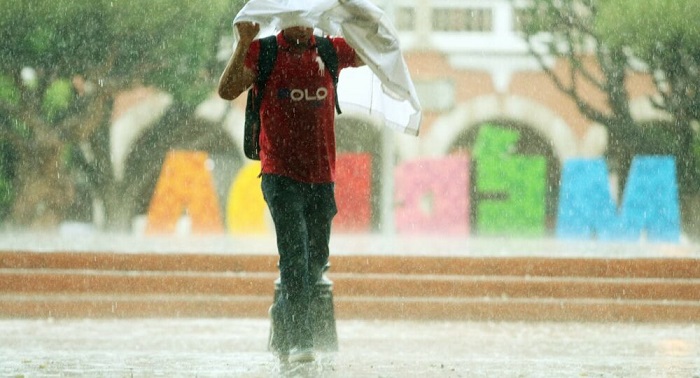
left=276, top=352, right=289, bottom=363
left=268, top=305, right=276, bottom=348
left=288, top=347, right=315, bottom=363
left=268, top=305, right=289, bottom=361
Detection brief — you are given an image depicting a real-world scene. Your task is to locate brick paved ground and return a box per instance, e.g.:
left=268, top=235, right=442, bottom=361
left=2, top=232, right=699, bottom=376
left=2, top=318, right=699, bottom=377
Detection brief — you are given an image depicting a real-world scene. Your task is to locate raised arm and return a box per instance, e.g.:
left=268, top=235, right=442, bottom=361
left=354, top=52, right=365, bottom=67
left=217, top=22, right=260, bottom=101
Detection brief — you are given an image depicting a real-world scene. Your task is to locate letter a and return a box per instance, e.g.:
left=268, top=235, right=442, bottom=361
left=146, top=151, right=224, bottom=234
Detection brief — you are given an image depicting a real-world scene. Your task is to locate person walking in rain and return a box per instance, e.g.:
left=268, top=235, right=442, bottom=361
left=217, top=17, right=364, bottom=363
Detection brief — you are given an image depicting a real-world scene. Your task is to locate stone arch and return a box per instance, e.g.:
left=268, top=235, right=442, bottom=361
left=191, top=94, right=250, bottom=162
left=425, top=95, right=573, bottom=234
left=122, top=104, right=241, bottom=226
left=424, top=95, right=578, bottom=163
left=630, top=95, right=672, bottom=122
left=111, top=91, right=172, bottom=181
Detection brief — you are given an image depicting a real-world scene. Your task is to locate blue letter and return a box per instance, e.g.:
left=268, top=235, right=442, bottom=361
left=556, top=156, right=681, bottom=242
left=618, top=156, right=680, bottom=242
left=556, top=159, right=618, bottom=239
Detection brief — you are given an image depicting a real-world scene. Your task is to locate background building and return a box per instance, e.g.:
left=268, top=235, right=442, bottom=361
left=110, top=0, right=664, bottom=236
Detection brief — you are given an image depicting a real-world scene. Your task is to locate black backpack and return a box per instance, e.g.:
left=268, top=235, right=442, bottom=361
left=243, top=35, right=342, bottom=160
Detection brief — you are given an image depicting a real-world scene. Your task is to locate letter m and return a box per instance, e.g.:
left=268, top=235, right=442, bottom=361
left=556, top=156, right=681, bottom=242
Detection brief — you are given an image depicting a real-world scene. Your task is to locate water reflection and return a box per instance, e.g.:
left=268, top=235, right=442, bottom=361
left=277, top=354, right=337, bottom=378
left=657, top=338, right=697, bottom=373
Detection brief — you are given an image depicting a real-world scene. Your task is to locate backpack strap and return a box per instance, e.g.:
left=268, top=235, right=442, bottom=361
left=316, top=36, right=342, bottom=115
left=254, top=35, right=279, bottom=106
left=243, top=35, right=278, bottom=161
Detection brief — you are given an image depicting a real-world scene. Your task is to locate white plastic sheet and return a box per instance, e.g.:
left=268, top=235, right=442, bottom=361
left=233, top=0, right=422, bottom=136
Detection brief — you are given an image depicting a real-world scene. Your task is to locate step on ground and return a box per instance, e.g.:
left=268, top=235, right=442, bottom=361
left=1, top=252, right=699, bottom=322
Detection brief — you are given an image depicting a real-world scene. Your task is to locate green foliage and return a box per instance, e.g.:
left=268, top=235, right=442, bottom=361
left=8, top=119, right=31, bottom=140
left=517, top=0, right=597, bottom=51
left=0, top=75, right=18, bottom=104
left=597, top=0, right=700, bottom=108
left=42, top=79, right=73, bottom=121
left=0, top=0, right=236, bottom=106
left=0, top=0, right=244, bottom=226
left=0, top=178, right=12, bottom=220
left=1, top=2, right=100, bottom=74
left=0, top=141, right=14, bottom=221
left=634, top=121, right=682, bottom=155
left=598, top=0, right=700, bottom=194
left=105, top=0, right=234, bottom=104
left=596, top=0, right=700, bottom=59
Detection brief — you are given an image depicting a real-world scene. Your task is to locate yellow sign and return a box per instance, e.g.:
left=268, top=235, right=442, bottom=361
left=226, top=162, right=268, bottom=234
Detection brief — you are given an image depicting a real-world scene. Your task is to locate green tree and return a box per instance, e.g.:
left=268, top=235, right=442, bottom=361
left=0, top=140, right=14, bottom=222
left=515, top=0, right=699, bottom=195
left=596, top=0, right=700, bottom=193
left=0, top=0, right=240, bottom=229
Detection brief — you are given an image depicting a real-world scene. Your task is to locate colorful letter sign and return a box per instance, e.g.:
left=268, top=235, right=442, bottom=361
left=557, top=156, right=680, bottom=242
left=556, top=158, right=618, bottom=239
left=618, top=156, right=680, bottom=242
left=395, top=155, right=470, bottom=234
left=334, top=153, right=373, bottom=232
left=139, top=143, right=682, bottom=244
left=471, top=125, right=547, bottom=236
left=146, top=151, right=224, bottom=234
left=226, top=161, right=267, bottom=234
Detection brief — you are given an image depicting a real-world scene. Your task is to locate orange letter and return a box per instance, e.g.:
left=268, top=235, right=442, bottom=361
left=146, top=151, right=224, bottom=234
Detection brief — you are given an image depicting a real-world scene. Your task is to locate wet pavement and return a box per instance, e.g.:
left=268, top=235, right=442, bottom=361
left=2, top=317, right=699, bottom=377
left=2, top=232, right=700, bottom=376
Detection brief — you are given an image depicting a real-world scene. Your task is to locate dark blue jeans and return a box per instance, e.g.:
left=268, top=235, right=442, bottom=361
left=261, top=174, right=337, bottom=351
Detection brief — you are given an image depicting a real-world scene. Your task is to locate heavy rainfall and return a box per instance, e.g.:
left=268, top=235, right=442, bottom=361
left=1, top=0, right=699, bottom=376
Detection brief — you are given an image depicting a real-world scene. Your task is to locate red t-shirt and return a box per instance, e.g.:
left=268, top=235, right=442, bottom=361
left=244, top=33, right=358, bottom=183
